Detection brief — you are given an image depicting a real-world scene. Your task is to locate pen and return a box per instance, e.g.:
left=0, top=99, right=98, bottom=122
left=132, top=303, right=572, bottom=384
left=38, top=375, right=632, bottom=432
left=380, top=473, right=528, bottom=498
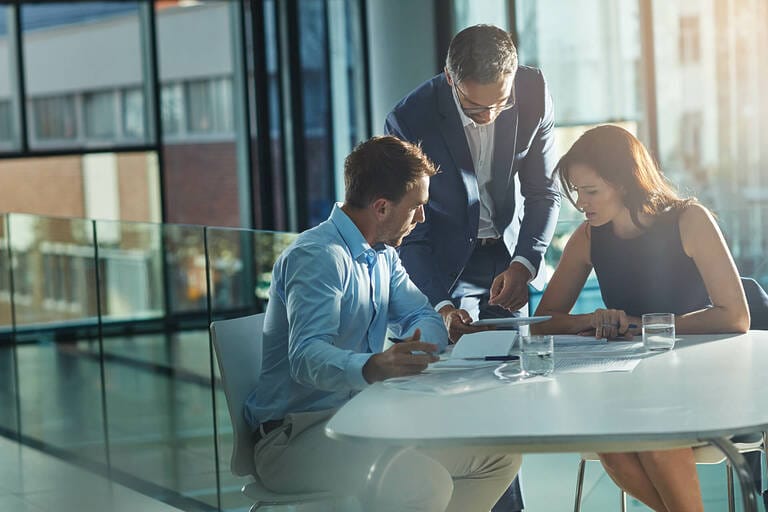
left=459, top=355, right=520, bottom=362
left=600, top=323, right=638, bottom=330
left=388, top=337, right=406, bottom=343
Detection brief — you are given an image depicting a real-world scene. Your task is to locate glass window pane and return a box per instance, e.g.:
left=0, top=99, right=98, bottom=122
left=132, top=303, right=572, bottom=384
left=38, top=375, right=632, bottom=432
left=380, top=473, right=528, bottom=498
left=0, top=99, right=12, bottom=141
left=84, top=90, right=117, bottom=139
left=21, top=2, right=147, bottom=148
left=516, top=0, right=641, bottom=126
left=32, top=95, right=77, bottom=141
left=0, top=152, right=160, bottom=223
left=453, top=0, right=508, bottom=31
left=160, top=83, right=182, bottom=136
left=0, top=4, right=20, bottom=151
left=299, top=0, right=334, bottom=227
left=157, top=1, right=242, bottom=228
left=651, top=1, right=768, bottom=282
left=122, top=87, right=144, bottom=138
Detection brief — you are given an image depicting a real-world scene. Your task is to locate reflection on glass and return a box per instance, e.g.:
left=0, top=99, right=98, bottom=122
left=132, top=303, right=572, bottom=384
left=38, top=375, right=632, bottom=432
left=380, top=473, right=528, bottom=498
left=94, top=220, right=163, bottom=321
left=164, top=223, right=207, bottom=314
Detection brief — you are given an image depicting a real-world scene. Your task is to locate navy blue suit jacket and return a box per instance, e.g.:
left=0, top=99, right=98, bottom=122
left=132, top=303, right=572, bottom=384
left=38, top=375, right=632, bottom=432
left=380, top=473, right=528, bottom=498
left=385, top=67, right=561, bottom=306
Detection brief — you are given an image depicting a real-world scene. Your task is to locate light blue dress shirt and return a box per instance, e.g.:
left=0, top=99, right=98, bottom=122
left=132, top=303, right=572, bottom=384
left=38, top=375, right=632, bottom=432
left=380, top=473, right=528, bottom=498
left=244, top=204, right=449, bottom=428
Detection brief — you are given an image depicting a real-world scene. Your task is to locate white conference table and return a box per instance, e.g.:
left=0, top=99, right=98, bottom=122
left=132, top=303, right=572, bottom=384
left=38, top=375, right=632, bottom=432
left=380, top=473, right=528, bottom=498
left=326, top=332, right=768, bottom=511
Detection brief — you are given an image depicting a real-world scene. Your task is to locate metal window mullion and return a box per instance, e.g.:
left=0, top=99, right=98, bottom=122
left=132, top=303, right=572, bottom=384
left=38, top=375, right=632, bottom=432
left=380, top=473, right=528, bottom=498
left=276, top=0, right=304, bottom=232
left=138, top=2, right=172, bottom=321
left=357, top=0, right=373, bottom=138
left=246, top=0, right=276, bottom=230
left=9, top=2, right=29, bottom=152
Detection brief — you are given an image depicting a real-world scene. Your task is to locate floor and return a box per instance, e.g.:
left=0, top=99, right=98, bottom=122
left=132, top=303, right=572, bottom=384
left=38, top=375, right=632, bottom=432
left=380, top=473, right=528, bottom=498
left=0, top=435, right=185, bottom=512
left=1, top=331, right=765, bottom=511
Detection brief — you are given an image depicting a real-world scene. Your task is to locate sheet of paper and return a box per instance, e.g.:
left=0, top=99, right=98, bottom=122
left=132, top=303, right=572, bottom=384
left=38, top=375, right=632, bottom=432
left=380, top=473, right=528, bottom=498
left=554, top=334, right=608, bottom=344
left=556, top=341, right=646, bottom=357
left=555, top=357, right=641, bottom=373
left=448, top=330, right=518, bottom=359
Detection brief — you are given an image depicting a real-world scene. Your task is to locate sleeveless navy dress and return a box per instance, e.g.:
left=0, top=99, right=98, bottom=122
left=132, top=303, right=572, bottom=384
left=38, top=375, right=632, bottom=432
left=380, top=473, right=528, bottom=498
left=590, top=210, right=711, bottom=317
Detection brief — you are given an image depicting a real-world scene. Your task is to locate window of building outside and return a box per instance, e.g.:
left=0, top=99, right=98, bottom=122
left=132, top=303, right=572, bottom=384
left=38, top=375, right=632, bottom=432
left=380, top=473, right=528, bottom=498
left=122, top=87, right=145, bottom=139
left=160, top=82, right=183, bottom=136
left=32, top=95, right=77, bottom=140
left=0, top=100, right=12, bottom=142
left=84, top=90, right=118, bottom=139
left=185, top=77, right=234, bottom=134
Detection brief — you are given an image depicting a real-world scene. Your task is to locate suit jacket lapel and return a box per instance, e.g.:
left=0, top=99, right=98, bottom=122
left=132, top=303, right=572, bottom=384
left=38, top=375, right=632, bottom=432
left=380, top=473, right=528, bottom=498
left=489, top=106, right=519, bottom=216
left=436, top=78, right=480, bottom=236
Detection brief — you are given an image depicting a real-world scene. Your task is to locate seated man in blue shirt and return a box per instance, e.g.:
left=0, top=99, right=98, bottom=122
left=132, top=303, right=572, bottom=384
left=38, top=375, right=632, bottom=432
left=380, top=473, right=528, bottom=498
left=245, top=136, right=521, bottom=512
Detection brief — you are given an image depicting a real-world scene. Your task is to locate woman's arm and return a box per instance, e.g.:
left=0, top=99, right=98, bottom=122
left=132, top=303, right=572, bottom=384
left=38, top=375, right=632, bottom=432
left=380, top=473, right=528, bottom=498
left=676, top=204, right=750, bottom=333
left=533, top=223, right=596, bottom=334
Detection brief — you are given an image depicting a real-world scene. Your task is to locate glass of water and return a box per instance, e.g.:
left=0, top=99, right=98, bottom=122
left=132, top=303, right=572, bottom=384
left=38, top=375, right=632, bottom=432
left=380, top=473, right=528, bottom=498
left=520, top=334, right=554, bottom=376
left=642, top=313, right=676, bottom=351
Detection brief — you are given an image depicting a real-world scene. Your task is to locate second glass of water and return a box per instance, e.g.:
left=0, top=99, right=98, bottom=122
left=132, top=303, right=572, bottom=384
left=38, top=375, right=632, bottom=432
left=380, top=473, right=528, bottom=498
left=520, top=334, right=554, bottom=376
left=642, top=313, right=676, bottom=351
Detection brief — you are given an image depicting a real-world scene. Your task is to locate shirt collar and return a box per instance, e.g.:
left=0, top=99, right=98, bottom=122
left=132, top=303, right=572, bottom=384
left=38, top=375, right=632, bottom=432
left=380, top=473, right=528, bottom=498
left=329, top=203, right=384, bottom=262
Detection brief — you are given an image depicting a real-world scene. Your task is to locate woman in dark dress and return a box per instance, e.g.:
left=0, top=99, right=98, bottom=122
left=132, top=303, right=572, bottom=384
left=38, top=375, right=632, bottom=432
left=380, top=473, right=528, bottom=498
left=534, top=125, right=749, bottom=512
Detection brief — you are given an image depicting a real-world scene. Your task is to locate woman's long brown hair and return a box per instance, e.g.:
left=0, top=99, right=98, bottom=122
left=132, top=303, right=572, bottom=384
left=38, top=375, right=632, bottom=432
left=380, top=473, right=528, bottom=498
left=557, top=124, right=693, bottom=229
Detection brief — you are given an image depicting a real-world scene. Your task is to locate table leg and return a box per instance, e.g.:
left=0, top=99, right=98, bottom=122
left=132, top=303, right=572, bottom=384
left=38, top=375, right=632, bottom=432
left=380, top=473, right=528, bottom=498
left=708, top=437, right=759, bottom=512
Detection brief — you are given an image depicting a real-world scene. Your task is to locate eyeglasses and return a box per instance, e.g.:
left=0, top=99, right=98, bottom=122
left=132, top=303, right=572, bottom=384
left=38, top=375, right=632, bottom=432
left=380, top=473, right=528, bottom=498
left=453, top=82, right=516, bottom=116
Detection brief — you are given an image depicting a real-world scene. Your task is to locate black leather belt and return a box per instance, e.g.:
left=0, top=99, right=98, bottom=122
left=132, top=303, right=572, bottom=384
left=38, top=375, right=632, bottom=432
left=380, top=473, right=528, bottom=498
left=253, top=419, right=286, bottom=444
left=478, top=237, right=500, bottom=247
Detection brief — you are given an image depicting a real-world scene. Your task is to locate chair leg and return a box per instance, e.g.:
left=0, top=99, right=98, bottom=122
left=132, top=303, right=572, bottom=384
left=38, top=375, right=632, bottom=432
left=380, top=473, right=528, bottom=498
left=574, top=459, right=586, bottom=512
left=727, top=462, right=735, bottom=512
left=620, top=489, right=626, bottom=512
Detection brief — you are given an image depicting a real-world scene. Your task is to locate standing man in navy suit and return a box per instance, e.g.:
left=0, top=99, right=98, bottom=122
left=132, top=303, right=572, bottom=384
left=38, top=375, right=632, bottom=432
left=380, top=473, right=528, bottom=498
left=385, top=25, right=561, bottom=511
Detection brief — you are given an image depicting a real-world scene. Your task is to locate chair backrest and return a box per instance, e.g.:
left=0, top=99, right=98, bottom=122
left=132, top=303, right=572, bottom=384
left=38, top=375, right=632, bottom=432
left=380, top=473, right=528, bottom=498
left=210, top=313, right=265, bottom=477
left=741, top=277, right=768, bottom=330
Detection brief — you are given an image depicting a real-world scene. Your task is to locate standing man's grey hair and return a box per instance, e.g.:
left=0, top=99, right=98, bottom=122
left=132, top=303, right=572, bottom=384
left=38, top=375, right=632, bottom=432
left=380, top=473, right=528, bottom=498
left=445, top=24, right=518, bottom=84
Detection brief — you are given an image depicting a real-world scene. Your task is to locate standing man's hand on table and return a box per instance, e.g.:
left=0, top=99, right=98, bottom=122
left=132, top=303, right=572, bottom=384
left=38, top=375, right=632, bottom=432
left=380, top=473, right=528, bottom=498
left=488, top=261, right=531, bottom=312
left=438, top=304, right=491, bottom=343
left=362, top=329, right=438, bottom=383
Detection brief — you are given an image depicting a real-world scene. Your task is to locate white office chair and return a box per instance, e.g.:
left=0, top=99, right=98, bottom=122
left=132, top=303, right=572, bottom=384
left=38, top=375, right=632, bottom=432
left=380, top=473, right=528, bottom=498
left=210, top=313, right=338, bottom=511
left=573, top=435, right=765, bottom=512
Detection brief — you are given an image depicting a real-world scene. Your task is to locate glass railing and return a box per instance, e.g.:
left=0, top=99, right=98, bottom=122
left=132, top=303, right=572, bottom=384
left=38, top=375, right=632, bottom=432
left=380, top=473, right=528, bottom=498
left=0, top=212, right=298, bottom=511
left=0, top=209, right=764, bottom=511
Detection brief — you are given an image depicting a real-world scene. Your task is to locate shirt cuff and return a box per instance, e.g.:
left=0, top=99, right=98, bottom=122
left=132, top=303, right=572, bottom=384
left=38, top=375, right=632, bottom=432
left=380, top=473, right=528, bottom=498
left=511, top=256, right=537, bottom=283
left=434, top=300, right=454, bottom=313
left=345, top=352, right=374, bottom=390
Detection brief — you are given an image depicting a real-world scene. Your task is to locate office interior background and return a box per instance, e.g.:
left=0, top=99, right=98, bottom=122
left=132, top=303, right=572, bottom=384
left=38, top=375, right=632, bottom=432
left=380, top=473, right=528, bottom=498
left=0, top=0, right=767, bottom=511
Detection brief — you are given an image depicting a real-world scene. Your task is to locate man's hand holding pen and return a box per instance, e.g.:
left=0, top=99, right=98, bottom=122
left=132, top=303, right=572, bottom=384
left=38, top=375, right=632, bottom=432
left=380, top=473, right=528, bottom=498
left=362, top=329, right=439, bottom=383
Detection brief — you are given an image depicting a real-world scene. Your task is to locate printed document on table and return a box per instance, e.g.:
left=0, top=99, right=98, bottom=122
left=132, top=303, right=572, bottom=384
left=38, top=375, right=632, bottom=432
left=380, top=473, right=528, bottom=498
left=429, top=331, right=518, bottom=370
left=555, top=357, right=641, bottom=373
